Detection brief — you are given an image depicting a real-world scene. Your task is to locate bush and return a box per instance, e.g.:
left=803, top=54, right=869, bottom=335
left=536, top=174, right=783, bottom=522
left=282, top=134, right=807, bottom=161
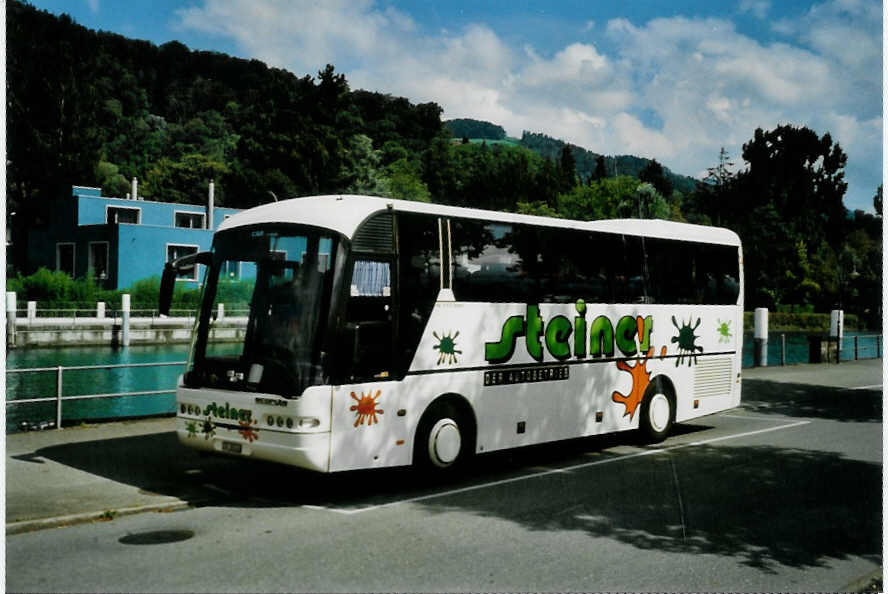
left=6, top=270, right=211, bottom=311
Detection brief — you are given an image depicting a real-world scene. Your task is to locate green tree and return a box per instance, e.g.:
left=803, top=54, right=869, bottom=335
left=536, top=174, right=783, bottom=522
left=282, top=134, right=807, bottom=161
left=558, top=145, right=578, bottom=193
left=384, top=158, right=431, bottom=202
left=631, top=183, right=670, bottom=219
left=592, top=155, right=608, bottom=182
left=639, top=159, right=673, bottom=198
left=738, top=125, right=847, bottom=248
left=94, top=161, right=131, bottom=197
left=342, top=134, right=388, bottom=196
left=702, top=147, right=736, bottom=225
left=715, top=125, right=850, bottom=308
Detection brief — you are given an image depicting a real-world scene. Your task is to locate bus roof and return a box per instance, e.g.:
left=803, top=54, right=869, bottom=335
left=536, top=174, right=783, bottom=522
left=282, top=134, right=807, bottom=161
left=217, top=194, right=741, bottom=247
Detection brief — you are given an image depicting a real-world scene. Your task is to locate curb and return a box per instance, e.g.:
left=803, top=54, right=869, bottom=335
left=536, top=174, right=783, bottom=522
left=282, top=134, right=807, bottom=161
left=840, top=568, right=882, bottom=593
left=7, top=500, right=193, bottom=535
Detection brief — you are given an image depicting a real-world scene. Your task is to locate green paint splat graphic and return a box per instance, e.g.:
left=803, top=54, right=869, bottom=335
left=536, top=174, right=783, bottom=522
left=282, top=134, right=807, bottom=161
left=185, top=420, right=198, bottom=438
left=716, top=319, right=732, bottom=343
left=433, top=330, right=462, bottom=365
left=671, top=316, right=703, bottom=367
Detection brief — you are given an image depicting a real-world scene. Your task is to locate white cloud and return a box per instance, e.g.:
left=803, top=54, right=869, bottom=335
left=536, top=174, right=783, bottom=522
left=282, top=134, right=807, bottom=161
left=86, top=0, right=99, bottom=14
left=174, top=0, right=882, bottom=211
left=738, top=0, right=771, bottom=19
left=520, top=43, right=609, bottom=86
left=176, top=0, right=415, bottom=72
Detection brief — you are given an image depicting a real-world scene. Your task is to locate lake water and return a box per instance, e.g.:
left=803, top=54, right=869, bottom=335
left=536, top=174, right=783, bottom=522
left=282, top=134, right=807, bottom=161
left=5, top=332, right=879, bottom=432
left=5, top=343, right=240, bottom=433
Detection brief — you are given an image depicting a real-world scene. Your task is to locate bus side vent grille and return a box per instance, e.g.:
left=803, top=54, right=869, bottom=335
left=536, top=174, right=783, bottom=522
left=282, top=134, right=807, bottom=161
left=352, top=214, right=394, bottom=253
left=694, top=357, right=733, bottom=398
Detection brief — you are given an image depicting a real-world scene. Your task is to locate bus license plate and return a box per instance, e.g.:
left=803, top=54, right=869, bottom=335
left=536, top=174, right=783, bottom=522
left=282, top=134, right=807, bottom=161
left=221, top=441, right=242, bottom=454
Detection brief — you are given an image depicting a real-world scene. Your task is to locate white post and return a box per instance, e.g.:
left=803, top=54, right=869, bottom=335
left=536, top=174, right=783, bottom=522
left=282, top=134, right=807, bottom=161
left=207, top=180, right=215, bottom=230
left=121, top=294, right=131, bottom=347
left=27, top=301, right=36, bottom=322
left=830, top=309, right=844, bottom=363
left=754, top=307, right=768, bottom=367
left=6, top=291, right=16, bottom=347
left=217, top=303, right=225, bottom=321
left=97, top=301, right=106, bottom=319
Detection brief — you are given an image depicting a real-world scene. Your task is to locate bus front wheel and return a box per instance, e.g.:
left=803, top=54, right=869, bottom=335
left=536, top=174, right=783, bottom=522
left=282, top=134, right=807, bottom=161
left=640, top=380, right=675, bottom=443
left=414, top=401, right=473, bottom=471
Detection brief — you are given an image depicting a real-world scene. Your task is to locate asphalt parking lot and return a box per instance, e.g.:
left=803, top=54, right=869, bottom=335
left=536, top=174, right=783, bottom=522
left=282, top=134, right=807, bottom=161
left=6, top=359, right=882, bottom=592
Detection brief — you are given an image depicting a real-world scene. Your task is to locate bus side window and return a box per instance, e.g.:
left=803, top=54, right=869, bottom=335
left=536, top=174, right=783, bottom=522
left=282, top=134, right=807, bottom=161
left=695, top=245, right=741, bottom=305
left=344, top=259, right=393, bottom=381
left=644, top=237, right=695, bottom=304
left=537, top=228, right=612, bottom=304
left=451, top=220, right=530, bottom=302
left=613, top=235, right=646, bottom=304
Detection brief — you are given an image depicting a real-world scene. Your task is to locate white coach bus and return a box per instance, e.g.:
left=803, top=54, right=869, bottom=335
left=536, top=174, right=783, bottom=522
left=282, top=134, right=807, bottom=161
left=160, top=195, right=743, bottom=473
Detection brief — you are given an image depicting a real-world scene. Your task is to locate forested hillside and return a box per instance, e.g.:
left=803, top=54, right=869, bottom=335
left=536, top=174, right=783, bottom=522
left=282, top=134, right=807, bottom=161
left=6, top=1, right=881, bottom=327
left=442, top=121, right=698, bottom=194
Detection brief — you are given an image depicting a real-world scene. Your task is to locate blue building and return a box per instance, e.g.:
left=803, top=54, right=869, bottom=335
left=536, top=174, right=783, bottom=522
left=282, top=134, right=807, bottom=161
left=27, top=182, right=242, bottom=290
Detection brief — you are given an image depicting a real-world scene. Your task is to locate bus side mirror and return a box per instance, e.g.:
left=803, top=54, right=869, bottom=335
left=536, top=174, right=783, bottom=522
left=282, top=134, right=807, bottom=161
left=159, top=251, right=212, bottom=316
left=159, top=263, right=176, bottom=316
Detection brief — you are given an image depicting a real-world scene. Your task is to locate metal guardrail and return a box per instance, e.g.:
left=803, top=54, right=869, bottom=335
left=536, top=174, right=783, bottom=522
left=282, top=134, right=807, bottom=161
left=6, top=361, right=187, bottom=430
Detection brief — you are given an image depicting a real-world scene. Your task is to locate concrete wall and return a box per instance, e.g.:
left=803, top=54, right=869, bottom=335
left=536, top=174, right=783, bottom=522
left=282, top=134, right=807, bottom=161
left=12, top=317, right=247, bottom=348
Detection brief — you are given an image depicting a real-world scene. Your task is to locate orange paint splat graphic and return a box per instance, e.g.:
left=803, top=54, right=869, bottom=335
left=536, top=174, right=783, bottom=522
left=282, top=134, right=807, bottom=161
left=660, top=346, right=668, bottom=359
left=238, top=418, right=260, bottom=443
left=350, top=390, right=383, bottom=427
left=612, top=348, right=654, bottom=420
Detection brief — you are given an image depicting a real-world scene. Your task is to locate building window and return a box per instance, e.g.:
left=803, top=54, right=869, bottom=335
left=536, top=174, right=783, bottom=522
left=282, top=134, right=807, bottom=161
left=56, top=243, right=75, bottom=277
left=166, top=244, right=200, bottom=281
left=174, top=211, right=206, bottom=229
left=88, top=241, right=110, bottom=282
left=106, top=206, right=141, bottom=225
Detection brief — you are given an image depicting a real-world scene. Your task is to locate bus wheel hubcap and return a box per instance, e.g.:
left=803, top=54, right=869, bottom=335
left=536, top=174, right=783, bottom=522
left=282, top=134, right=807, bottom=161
left=429, top=418, right=461, bottom=467
left=649, top=394, right=670, bottom=432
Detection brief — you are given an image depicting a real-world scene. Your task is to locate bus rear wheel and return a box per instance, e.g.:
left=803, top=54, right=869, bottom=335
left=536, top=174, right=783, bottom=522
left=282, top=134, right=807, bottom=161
left=640, top=380, right=675, bottom=443
left=414, top=401, right=473, bottom=471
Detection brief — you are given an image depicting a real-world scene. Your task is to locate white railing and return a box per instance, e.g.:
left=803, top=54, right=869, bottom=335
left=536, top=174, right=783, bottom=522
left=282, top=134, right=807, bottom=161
left=6, top=361, right=187, bottom=431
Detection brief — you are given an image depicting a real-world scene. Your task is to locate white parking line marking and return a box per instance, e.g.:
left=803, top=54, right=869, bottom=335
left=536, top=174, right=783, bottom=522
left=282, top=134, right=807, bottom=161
left=848, top=384, right=882, bottom=390
left=304, top=420, right=810, bottom=516
left=202, top=484, right=233, bottom=497
left=719, top=414, right=799, bottom=421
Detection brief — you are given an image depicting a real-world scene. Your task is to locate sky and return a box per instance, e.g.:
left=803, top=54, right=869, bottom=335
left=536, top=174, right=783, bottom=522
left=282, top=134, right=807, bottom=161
left=31, top=0, right=884, bottom=213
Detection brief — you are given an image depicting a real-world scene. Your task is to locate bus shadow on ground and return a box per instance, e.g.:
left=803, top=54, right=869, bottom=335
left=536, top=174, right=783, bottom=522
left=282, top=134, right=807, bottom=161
left=741, top=379, right=881, bottom=422
left=25, top=424, right=710, bottom=513
left=416, top=442, right=882, bottom=575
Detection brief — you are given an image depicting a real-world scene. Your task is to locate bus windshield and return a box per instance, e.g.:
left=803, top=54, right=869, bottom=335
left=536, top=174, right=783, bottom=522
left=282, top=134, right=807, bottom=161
left=185, top=226, right=338, bottom=398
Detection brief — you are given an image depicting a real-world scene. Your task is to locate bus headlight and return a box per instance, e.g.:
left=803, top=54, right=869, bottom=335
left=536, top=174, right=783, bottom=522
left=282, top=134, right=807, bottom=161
left=264, top=415, right=320, bottom=429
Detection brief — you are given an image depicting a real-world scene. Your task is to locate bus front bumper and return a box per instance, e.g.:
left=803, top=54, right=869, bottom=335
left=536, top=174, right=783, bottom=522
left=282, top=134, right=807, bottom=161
left=176, top=416, right=330, bottom=472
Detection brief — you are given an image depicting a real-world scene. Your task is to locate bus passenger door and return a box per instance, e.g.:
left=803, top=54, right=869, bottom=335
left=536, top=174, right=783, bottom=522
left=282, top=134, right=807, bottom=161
left=330, top=258, right=408, bottom=471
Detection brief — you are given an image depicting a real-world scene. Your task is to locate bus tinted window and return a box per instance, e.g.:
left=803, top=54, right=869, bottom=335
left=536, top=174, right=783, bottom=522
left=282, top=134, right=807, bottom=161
left=697, top=244, right=741, bottom=304
left=644, top=238, right=740, bottom=305
left=451, top=220, right=538, bottom=302
left=643, top=237, right=696, bottom=304
left=398, top=213, right=441, bottom=375
left=537, top=227, right=613, bottom=303
left=613, top=234, right=647, bottom=304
